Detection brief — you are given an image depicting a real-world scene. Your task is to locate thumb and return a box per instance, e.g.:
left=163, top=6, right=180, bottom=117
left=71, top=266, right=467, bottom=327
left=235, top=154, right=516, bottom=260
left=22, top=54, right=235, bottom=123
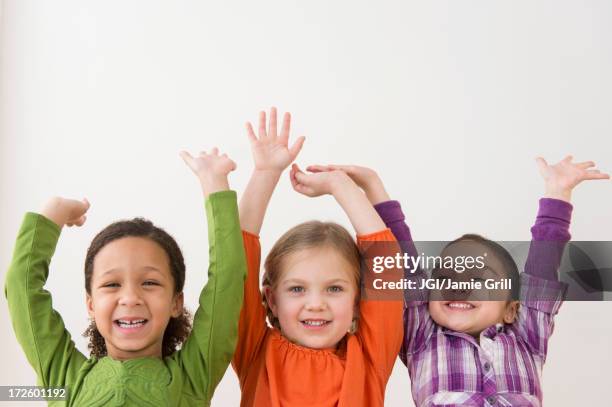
left=289, top=136, right=305, bottom=160
left=180, top=151, right=195, bottom=170
left=535, top=157, right=548, bottom=176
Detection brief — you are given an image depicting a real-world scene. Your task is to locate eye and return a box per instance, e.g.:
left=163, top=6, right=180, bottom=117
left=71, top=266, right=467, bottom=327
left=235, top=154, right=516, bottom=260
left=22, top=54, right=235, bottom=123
left=143, top=280, right=161, bottom=286
left=289, top=286, right=304, bottom=293
left=101, top=282, right=120, bottom=288
left=328, top=285, right=343, bottom=293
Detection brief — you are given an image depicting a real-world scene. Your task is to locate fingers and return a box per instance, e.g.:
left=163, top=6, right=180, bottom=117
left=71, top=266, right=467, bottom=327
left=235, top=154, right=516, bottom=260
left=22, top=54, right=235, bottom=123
left=293, top=182, right=315, bottom=196
left=293, top=166, right=311, bottom=185
left=576, top=161, right=596, bottom=170
left=326, top=164, right=356, bottom=174
left=279, top=112, right=291, bottom=143
left=180, top=151, right=195, bottom=169
left=306, top=165, right=331, bottom=173
left=290, top=164, right=300, bottom=189
left=69, top=215, right=87, bottom=227
left=269, top=107, right=277, bottom=139
left=210, top=147, right=219, bottom=155
left=258, top=111, right=267, bottom=139
left=289, top=135, right=305, bottom=159
left=290, top=164, right=311, bottom=196
left=585, top=170, right=610, bottom=180
left=66, top=198, right=91, bottom=227
left=245, top=122, right=257, bottom=143
left=290, top=165, right=316, bottom=196
left=562, top=155, right=573, bottom=163
left=180, top=151, right=199, bottom=173
left=535, top=157, right=548, bottom=174
left=228, top=158, right=237, bottom=171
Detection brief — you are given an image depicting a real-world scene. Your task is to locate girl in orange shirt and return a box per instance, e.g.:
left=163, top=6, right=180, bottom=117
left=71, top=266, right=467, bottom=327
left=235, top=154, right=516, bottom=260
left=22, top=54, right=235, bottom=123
left=232, top=107, right=403, bottom=407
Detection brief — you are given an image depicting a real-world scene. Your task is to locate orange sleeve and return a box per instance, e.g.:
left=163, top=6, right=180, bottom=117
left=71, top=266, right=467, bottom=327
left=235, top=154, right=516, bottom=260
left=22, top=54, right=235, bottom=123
left=231, top=231, right=268, bottom=379
left=355, top=228, right=404, bottom=383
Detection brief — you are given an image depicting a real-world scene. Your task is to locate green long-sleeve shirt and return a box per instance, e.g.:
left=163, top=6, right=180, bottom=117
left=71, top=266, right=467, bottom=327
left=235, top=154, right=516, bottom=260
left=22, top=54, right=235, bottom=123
left=5, top=190, right=246, bottom=406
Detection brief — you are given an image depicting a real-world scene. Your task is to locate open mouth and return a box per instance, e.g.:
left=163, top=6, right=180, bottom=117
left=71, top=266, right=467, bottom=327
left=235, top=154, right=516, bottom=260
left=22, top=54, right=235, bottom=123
left=114, top=318, right=148, bottom=329
left=300, top=319, right=331, bottom=328
left=445, top=301, right=475, bottom=310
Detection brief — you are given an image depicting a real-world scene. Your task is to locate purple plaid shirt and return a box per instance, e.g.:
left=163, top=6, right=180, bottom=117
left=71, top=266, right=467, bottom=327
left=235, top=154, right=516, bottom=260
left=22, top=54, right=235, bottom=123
left=374, top=199, right=571, bottom=407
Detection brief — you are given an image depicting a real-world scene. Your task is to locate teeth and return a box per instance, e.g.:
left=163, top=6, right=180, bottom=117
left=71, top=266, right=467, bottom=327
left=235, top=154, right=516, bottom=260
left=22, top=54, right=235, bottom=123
left=117, top=319, right=146, bottom=328
left=302, top=320, right=328, bottom=326
left=448, top=302, right=473, bottom=309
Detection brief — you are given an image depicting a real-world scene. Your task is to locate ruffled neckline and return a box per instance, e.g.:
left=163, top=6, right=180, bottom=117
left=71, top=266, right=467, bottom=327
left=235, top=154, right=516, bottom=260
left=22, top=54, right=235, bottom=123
left=269, top=329, right=348, bottom=359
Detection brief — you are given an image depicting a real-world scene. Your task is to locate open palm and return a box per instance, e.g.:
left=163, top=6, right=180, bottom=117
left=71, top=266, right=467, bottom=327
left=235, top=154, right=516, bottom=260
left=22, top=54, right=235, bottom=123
left=537, top=155, right=609, bottom=201
left=246, top=107, right=305, bottom=172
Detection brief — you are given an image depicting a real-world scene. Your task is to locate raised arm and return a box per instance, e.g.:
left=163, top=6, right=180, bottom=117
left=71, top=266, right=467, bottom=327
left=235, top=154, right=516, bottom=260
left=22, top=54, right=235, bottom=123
left=176, top=148, right=247, bottom=401
left=305, top=165, right=433, bottom=360
left=239, top=108, right=305, bottom=235
left=290, top=165, right=385, bottom=235
left=290, top=164, right=403, bottom=379
left=4, top=198, right=89, bottom=388
left=516, top=155, right=609, bottom=357
left=233, top=108, right=304, bottom=377
left=525, top=156, right=609, bottom=280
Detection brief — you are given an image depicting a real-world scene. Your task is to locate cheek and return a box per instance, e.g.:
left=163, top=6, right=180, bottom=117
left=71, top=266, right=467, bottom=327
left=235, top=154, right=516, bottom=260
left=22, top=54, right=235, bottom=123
left=478, top=302, right=505, bottom=317
left=89, top=294, right=114, bottom=315
left=276, top=295, right=302, bottom=319
left=331, top=295, right=356, bottom=320
left=428, top=302, right=443, bottom=320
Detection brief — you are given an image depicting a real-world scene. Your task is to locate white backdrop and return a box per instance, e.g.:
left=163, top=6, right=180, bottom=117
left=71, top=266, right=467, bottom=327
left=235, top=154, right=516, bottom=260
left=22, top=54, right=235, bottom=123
left=1, top=1, right=611, bottom=406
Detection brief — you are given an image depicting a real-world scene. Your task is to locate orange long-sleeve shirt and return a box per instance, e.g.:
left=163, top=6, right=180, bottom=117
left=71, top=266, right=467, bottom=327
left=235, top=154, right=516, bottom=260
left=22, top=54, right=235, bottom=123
left=232, top=229, right=403, bottom=407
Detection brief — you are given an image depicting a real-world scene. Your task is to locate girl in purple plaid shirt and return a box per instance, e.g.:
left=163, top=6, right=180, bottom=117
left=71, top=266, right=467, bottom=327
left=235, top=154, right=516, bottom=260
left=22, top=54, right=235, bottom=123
left=304, top=156, right=609, bottom=407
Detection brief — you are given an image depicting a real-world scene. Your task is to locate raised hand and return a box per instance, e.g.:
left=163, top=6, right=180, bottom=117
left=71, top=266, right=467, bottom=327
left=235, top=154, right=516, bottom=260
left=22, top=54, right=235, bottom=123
left=536, top=155, right=610, bottom=202
left=306, top=164, right=390, bottom=204
left=290, top=164, right=385, bottom=235
left=246, top=107, right=305, bottom=173
left=289, top=164, right=352, bottom=197
left=180, top=147, right=236, bottom=197
left=40, top=197, right=90, bottom=228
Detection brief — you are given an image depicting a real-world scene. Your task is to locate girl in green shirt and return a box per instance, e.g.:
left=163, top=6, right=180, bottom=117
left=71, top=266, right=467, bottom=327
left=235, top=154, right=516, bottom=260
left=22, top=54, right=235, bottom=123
left=5, top=149, right=247, bottom=406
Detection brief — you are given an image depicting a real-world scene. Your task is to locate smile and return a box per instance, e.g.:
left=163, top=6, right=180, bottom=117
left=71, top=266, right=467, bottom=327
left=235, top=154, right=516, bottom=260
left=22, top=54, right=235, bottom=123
left=114, top=319, right=148, bottom=330
left=445, top=302, right=475, bottom=310
left=300, top=319, right=331, bottom=328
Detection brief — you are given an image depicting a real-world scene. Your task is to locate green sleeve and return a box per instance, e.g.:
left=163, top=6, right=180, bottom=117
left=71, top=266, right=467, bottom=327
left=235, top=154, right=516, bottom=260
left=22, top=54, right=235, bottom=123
left=172, top=190, right=247, bottom=402
left=4, top=213, right=87, bottom=388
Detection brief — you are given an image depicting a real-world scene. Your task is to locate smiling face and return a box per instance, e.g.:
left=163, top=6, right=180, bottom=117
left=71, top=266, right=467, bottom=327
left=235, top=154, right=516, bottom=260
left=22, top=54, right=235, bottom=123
left=86, top=236, right=183, bottom=360
left=429, top=239, right=519, bottom=337
left=265, top=246, right=358, bottom=350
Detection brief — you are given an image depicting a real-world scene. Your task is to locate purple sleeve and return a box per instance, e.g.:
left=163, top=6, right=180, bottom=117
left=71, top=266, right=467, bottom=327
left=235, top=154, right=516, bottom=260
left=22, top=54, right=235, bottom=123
left=510, top=199, right=572, bottom=356
left=524, top=198, right=573, bottom=281
left=374, top=200, right=434, bottom=360
left=373, top=200, right=419, bottom=258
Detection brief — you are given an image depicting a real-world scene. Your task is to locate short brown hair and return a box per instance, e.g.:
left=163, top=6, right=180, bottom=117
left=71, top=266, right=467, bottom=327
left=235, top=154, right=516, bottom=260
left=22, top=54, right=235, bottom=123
left=262, top=221, right=361, bottom=330
left=83, top=218, right=192, bottom=358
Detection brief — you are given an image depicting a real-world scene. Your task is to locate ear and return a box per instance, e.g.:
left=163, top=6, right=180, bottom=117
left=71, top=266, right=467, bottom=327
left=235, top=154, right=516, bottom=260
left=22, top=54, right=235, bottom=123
left=503, top=300, right=520, bottom=323
left=86, top=293, right=95, bottom=318
left=171, top=292, right=184, bottom=318
left=264, top=286, right=278, bottom=316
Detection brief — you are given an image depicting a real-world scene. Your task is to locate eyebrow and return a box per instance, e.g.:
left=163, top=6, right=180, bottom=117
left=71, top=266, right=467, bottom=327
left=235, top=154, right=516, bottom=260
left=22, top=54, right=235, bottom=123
left=281, top=278, right=351, bottom=285
left=99, top=266, right=165, bottom=277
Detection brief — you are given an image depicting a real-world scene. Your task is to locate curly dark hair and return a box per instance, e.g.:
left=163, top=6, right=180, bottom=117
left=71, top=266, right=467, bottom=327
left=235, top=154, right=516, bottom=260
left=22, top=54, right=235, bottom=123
left=83, top=218, right=192, bottom=358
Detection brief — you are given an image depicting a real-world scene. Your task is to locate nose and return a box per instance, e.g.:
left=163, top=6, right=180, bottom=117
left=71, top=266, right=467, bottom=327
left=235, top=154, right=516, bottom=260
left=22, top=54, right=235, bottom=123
left=118, top=284, right=144, bottom=307
left=304, top=291, right=327, bottom=311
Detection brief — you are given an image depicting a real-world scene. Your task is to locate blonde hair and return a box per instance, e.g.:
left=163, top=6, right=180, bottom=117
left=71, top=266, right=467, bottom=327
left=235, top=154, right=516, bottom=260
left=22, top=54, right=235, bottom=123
left=262, top=221, right=361, bottom=330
